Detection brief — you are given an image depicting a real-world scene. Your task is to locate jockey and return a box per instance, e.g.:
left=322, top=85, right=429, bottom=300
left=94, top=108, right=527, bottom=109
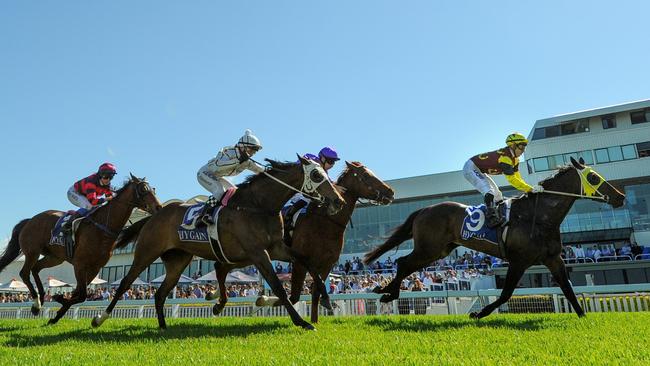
left=462, top=132, right=542, bottom=227
left=284, top=147, right=346, bottom=223
left=196, top=129, right=264, bottom=226
left=62, top=162, right=117, bottom=234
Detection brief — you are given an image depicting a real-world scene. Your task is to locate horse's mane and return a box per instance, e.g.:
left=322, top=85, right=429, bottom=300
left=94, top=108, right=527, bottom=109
left=336, top=161, right=363, bottom=185
left=538, top=165, right=574, bottom=186
left=237, top=159, right=298, bottom=188
left=113, top=177, right=138, bottom=197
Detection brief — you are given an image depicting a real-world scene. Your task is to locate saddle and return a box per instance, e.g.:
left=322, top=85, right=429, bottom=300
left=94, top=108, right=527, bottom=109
left=460, top=201, right=511, bottom=256
left=50, top=207, right=98, bottom=259
left=281, top=200, right=308, bottom=245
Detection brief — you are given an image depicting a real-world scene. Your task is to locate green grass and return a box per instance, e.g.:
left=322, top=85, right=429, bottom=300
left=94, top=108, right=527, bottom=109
left=1, top=313, right=649, bottom=365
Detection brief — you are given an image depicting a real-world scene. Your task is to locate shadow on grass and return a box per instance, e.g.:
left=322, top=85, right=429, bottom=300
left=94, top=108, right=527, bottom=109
left=2, top=321, right=291, bottom=348
left=364, top=316, right=548, bottom=332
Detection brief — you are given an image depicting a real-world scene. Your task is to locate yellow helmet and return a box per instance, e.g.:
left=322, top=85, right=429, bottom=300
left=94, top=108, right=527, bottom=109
left=506, top=132, right=528, bottom=146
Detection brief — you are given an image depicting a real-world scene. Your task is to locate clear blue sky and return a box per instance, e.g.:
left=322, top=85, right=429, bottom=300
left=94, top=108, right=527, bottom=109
left=1, top=1, right=649, bottom=245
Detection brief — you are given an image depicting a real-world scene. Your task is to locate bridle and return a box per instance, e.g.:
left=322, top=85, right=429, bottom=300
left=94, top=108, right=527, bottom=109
left=261, top=162, right=329, bottom=204
left=540, top=166, right=609, bottom=203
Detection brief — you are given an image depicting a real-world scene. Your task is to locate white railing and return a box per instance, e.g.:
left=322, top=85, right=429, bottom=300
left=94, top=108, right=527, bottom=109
left=1, top=284, right=649, bottom=320
left=596, top=255, right=633, bottom=262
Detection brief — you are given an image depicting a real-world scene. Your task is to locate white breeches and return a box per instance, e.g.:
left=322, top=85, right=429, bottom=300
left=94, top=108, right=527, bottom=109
left=462, top=160, right=503, bottom=202
left=67, top=186, right=93, bottom=210
left=197, top=167, right=235, bottom=201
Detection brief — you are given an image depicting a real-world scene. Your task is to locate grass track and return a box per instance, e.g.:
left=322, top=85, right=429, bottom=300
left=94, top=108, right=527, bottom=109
left=1, top=313, right=649, bottom=365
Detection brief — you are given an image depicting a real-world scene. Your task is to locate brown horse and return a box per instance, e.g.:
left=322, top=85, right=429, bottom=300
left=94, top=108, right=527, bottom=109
left=92, top=157, right=345, bottom=330
left=364, top=157, right=625, bottom=319
left=207, top=161, right=394, bottom=322
left=0, top=174, right=161, bottom=324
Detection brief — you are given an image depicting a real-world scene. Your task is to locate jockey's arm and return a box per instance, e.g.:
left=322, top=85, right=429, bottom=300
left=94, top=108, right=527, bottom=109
left=248, top=161, right=265, bottom=174
left=498, top=157, right=533, bottom=193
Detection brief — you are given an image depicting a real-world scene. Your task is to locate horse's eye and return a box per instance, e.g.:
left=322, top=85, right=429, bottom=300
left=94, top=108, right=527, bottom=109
left=587, top=173, right=601, bottom=186
left=310, top=169, right=324, bottom=183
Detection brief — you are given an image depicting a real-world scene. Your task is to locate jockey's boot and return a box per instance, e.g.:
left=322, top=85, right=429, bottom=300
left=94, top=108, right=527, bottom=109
left=484, top=193, right=503, bottom=228
left=284, top=200, right=308, bottom=227
left=197, top=195, right=219, bottom=227
left=61, top=211, right=82, bottom=236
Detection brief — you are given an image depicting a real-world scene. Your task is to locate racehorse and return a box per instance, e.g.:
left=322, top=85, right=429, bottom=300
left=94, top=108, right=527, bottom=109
left=364, top=157, right=625, bottom=319
left=0, top=174, right=161, bottom=324
left=91, top=157, right=345, bottom=330
left=207, top=161, right=394, bottom=323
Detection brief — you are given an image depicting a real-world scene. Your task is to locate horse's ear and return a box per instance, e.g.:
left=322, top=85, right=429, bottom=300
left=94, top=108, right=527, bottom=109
left=578, top=157, right=585, bottom=165
left=130, top=173, right=136, bottom=180
left=297, top=154, right=309, bottom=165
left=345, top=161, right=354, bottom=169
left=570, top=157, right=584, bottom=169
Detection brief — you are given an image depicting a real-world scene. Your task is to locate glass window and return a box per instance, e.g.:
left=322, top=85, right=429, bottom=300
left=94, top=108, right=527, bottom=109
left=622, top=144, right=637, bottom=160
left=548, top=154, right=565, bottom=169
left=637, top=141, right=650, bottom=158
left=578, top=150, right=594, bottom=165
left=533, top=157, right=550, bottom=172
left=607, top=146, right=623, bottom=162
left=595, top=148, right=609, bottom=163
left=545, top=125, right=560, bottom=138
left=532, top=128, right=546, bottom=140
left=601, top=115, right=616, bottom=129
left=631, top=110, right=648, bottom=124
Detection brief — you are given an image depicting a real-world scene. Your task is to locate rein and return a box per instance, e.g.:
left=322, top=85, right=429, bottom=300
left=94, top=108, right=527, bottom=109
left=262, top=170, right=324, bottom=202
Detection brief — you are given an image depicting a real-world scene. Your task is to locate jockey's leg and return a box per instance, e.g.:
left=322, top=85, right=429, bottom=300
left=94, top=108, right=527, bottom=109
left=196, top=171, right=228, bottom=227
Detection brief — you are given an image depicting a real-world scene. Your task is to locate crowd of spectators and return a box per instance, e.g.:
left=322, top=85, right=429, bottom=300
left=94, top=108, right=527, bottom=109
left=562, top=242, right=644, bottom=263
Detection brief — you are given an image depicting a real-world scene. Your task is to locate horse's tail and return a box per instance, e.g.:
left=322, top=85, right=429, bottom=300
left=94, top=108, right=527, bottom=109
left=0, top=219, right=30, bottom=273
left=115, top=217, right=151, bottom=249
left=363, top=209, right=422, bottom=265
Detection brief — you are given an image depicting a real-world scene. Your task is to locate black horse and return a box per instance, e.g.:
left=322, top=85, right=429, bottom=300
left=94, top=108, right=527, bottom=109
left=364, top=157, right=625, bottom=319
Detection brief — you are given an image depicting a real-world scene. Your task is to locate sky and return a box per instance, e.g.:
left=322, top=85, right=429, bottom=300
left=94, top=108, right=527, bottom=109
left=1, top=1, right=650, bottom=245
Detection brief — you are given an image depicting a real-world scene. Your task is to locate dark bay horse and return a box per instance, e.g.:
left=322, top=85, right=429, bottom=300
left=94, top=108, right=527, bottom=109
left=207, top=161, right=394, bottom=322
left=92, top=157, right=345, bottom=330
left=0, top=174, right=161, bottom=324
left=364, top=157, right=625, bottom=319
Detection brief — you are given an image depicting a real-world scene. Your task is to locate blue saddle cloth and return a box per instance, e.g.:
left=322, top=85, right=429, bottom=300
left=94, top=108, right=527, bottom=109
left=178, top=203, right=211, bottom=242
left=460, top=204, right=498, bottom=245
left=50, top=208, right=91, bottom=244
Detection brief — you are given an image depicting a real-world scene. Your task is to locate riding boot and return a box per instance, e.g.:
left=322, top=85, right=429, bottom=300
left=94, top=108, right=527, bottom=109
left=197, top=196, right=218, bottom=227
left=285, top=200, right=308, bottom=228
left=61, top=212, right=80, bottom=236
left=484, top=193, right=503, bottom=228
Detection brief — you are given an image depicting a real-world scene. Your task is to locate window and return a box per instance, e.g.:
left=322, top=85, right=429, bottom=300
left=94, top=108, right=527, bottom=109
left=563, top=150, right=594, bottom=165
left=637, top=141, right=650, bottom=158
left=607, top=146, right=623, bottom=162
left=595, top=148, right=609, bottom=163
left=533, top=157, right=550, bottom=172
left=631, top=110, right=649, bottom=124
left=548, top=154, right=565, bottom=169
left=622, top=145, right=637, bottom=160
left=602, top=115, right=616, bottom=129
left=561, top=119, right=590, bottom=135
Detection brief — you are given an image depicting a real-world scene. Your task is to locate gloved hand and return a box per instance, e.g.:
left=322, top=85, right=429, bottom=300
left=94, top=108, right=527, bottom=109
left=531, top=185, right=544, bottom=193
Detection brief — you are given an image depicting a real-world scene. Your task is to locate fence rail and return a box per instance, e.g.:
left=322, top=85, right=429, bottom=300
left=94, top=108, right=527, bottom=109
left=1, top=284, right=649, bottom=320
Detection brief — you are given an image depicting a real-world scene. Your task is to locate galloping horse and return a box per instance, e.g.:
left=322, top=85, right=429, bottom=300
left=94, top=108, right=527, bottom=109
left=207, top=161, right=394, bottom=323
left=0, top=175, right=161, bottom=324
left=92, top=157, right=345, bottom=330
left=364, top=157, right=625, bottom=319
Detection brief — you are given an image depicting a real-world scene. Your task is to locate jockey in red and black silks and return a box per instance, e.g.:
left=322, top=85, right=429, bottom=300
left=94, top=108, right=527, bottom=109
left=62, top=163, right=117, bottom=234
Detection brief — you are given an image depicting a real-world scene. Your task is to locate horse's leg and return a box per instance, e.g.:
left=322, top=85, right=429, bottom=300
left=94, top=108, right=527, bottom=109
left=289, top=263, right=307, bottom=305
left=251, top=251, right=314, bottom=330
left=30, top=255, right=64, bottom=315
left=310, top=282, right=321, bottom=323
left=154, top=250, right=193, bottom=330
left=92, top=248, right=161, bottom=328
left=210, top=263, right=233, bottom=316
left=18, top=253, right=41, bottom=313
left=48, top=267, right=89, bottom=325
left=470, top=264, right=526, bottom=320
left=545, top=255, right=585, bottom=317
left=378, top=251, right=435, bottom=303
left=272, top=245, right=333, bottom=311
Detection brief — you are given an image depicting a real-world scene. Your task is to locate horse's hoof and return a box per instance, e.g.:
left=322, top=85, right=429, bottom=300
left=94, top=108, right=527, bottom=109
left=379, top=294, right=394, bottom=303
left=372, top=286, right=384, bottom=294
left=91, top=316, right=101, bottom=328
left=47, top=319, right=57, bottom=326
left=577, top=312, right=586, bottom=318
left=320, top=297, right=333, bottom=311
left=469, top=312, right=480, bottom=320
left=31, top=306, right=41, bottom=316
left=301, top=322, right=315, bottom=331
left=212, top=304, right=224, bottom=316
left=204, top=291, right=217, bottom=301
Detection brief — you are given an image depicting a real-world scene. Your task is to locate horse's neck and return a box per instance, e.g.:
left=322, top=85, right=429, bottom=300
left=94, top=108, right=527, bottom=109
left=93, top=187, right=135, bottom=231
left=245, top=173, right=300, bottom=212
left=328, top=189, right=358, bottom=227
left=529, top=173, right=579, bottom=226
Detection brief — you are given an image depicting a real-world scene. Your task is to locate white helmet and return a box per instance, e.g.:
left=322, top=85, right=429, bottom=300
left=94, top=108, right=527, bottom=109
left=237, top=129, right=262, bottom=150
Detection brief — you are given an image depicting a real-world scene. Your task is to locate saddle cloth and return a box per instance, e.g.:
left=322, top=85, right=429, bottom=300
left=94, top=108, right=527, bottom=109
left=178, top=204, right=233, bottom=264
left=460, top=200, right=511, bottom=245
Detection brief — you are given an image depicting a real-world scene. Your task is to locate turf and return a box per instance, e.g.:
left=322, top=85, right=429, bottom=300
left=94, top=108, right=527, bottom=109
left=0, top=313, right=649, bottom=365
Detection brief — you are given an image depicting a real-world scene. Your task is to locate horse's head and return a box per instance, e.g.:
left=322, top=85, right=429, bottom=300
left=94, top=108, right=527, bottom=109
left=297, top=155, right=345, bottom=215
left=542, top=157, right=625, bottom=208
left=127, top=173, right=163, bottom=214
left=338, top=161, right=394, bottom=205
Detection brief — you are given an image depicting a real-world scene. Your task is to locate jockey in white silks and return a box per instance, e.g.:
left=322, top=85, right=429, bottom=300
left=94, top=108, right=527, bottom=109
left=195, top=129, right=264, bottom=226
